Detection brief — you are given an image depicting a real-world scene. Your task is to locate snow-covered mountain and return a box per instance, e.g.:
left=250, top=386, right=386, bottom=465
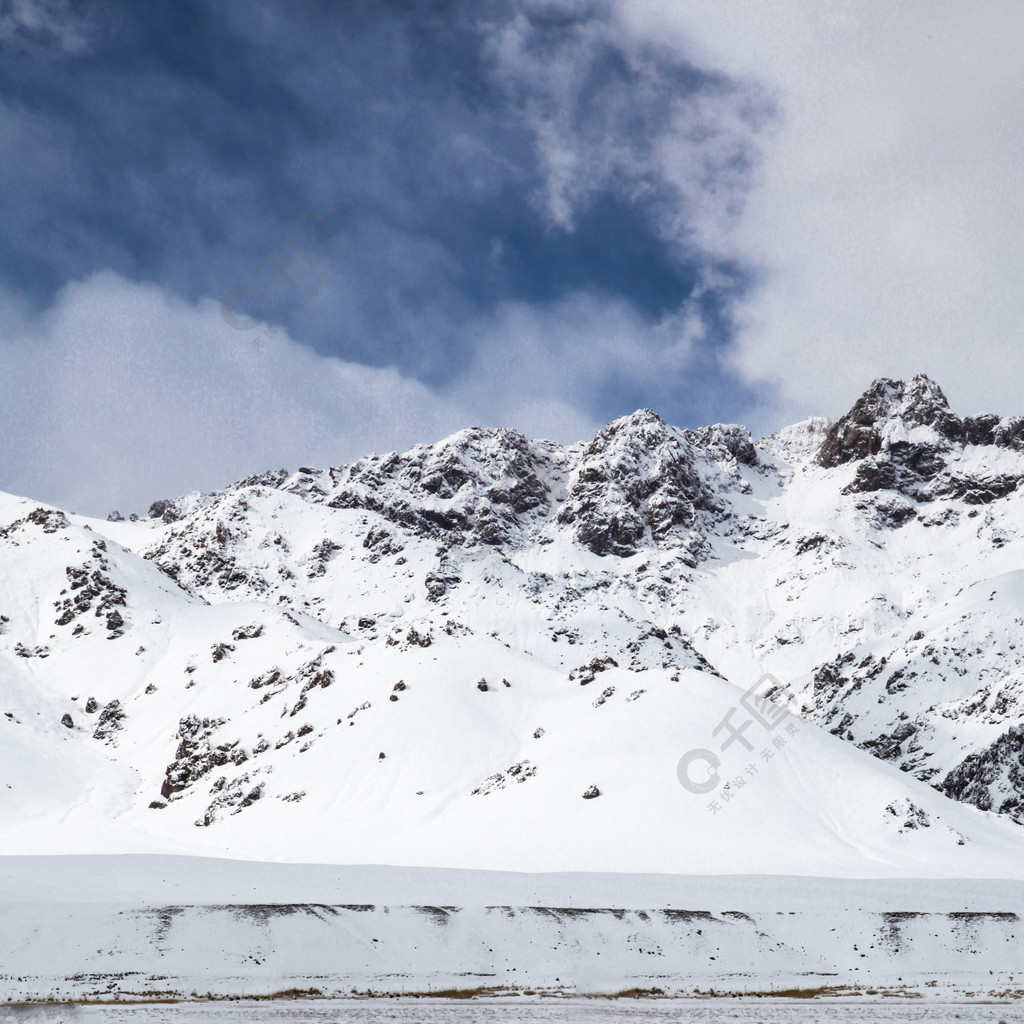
left=3, top=372, right=1024, bottom=877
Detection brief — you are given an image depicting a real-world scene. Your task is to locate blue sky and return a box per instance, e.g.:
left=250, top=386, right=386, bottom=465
left=1, top=0, right=1021, bottom=513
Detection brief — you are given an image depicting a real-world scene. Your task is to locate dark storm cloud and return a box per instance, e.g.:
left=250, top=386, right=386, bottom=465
left=0, top=0, right=767, bottom=418
left=0, top=0, right=785, bottom=515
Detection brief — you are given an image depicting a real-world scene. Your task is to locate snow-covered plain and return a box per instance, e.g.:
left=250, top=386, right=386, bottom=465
left=4, top=857, right=1024, bottom=1004
left=2, top=374, right=1024, bottom=1001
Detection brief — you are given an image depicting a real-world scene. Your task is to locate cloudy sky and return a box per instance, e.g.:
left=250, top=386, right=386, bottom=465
left=1, top=0, right=1022, bottom=515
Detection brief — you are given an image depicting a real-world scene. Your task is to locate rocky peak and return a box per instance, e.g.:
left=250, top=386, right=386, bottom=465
left=816, top=374, right=960, bottom=469
left=815, top=374, right=1024, bottom=507
left=557, top=409, right=724, bottom=558
left=685, top=423, right=759, bottom=468
left=326, top=426, right=559, bottom=546
left=402, top=426, right=558, bottom=507
left=901, top=374, right=962, bottom=435
left=817, top=374, right=1024, bottom=473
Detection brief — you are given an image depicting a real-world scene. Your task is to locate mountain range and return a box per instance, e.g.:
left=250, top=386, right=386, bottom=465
left=3, top=372, right=1024, bottom=879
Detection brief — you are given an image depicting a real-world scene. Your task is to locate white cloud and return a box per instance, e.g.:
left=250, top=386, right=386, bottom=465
left=615, top=0, right=1024, bottom=421
left=0, top=0, right=90, bottom=51
left=13, top=3, right=1015, bottom=513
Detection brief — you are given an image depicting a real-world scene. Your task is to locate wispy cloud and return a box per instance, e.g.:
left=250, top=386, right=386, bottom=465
left=481, top=0, right=770, bottom=256
left=0, top=0, right=92, bottom=52
left=0, top=272, right=472, bottom=515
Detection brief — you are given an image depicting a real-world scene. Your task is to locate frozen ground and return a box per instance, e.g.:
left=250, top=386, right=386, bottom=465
left=5, top=1000, right=1024, bottom=1022
left=3, top=857, right=1024, bottom=1005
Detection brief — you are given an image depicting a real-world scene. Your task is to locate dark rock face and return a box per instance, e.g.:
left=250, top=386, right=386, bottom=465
left=60, top=713, right=74, bottom=729
left=843, top=444, right=948, bottom=501
left=557, top=410, right=723, bottom=557
left=14, top=642, right=50, bottom=658
left=26, top=508, right=70, bottom=533
left=843, top=457, right=900, bottom=494
left=148, top=499, right=183, bottom=523
left=963, top=413, right=1000, bottom=446
left=817, top=379, right=903, bottom=468
left=160, top=715, right=239, bottom=800
left=328, top=428, right=555, bottom=547
left=819, top=374, right=1024, bottom=508
left=809, top=653, right=937, bottom=769
left=245, top=648, right=336, bottom=719
left=569, top=657, right=619, bottom=686
left=472, top=759, right=537, bottom=795
left=0, top=507, right=69, bottom=539
left=211, top=642, right=234, bottom=663
left=93, top=700, right=126, bottom=743
left=196, top=776, right=264, bottom=826
left=363, top=527, right=404, bottom=563
left=686, top=423, right=759, bottom=467
left=853, top=495, right=918, bottom=529
left=425, top=561, right=462, bottom=602
left=860, top=722, right=921, bottom=765
left=812, top=651, right=856, bottom=704
left=902, top=376, right=967, bottom=442
left=286, top=650, right=335, bottom=718
left=932, top=474, right=1020, bottom=504
left=307, top=538, right=340, bottom=578
left=994, top=416, right=1024, bottom=450
left=940, top=726, right=1024, bottom=823
left=53, top=542, right=128, bottom=630
left=818, top=375, right=962, bottom=469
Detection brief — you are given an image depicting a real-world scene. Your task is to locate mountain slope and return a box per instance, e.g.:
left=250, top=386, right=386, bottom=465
left=2, top=374, right=1024, bottom=876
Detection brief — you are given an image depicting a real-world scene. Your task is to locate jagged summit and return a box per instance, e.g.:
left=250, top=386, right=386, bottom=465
left=597, top=406, right=668, bottom=434
left=810, top=374, right=1024, bottom=506
left=558, top=409, right=719, bottom=558
left=816, top=373, right=949, bottom=467
left=130, top=377, right=1023, bottom=554
left=134, top=376, right=1023, bottom=565
left=818, top=373, right=1022, bottom=469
